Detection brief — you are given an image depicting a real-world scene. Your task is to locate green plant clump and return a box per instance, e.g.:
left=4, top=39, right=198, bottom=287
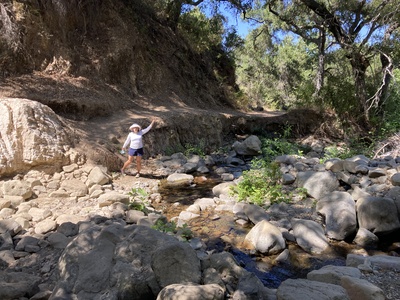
left=261, top=125, right=305, bottom=162
left=184, top=139, right=206, bottom=157
left=128, top=188, right=150, bottom=213
left=152, top=220, right=193, bottom=241
left=231, top=159, right=291, bottom=206
left=152, top=219, right=177, bottom=234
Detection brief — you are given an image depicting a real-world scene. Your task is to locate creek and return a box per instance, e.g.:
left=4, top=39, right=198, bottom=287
left=154, top=172, right=400, bottom=289
left=155, top=174, right=342, bottom=289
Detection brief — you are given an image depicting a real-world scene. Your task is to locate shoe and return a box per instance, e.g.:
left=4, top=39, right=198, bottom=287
left=135, top=173, right=140, bottom=178
left=121, top=169, right=125, bottom=175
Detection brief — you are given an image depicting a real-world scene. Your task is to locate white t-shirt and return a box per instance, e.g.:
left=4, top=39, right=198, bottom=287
left=122, top=124, right=152, bottom=149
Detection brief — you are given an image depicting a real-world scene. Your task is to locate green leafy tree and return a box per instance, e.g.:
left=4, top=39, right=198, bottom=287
left=243, top=0, right=400, bottom=128
left=178, top=7, right=224, bottom=52
left=235, top=32, right=313, bottom=109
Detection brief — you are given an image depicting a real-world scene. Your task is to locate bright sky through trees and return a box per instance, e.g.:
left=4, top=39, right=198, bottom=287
left=225, top=11, right=254, bottom=37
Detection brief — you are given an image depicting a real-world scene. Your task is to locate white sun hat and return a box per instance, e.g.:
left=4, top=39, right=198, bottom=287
left=129, top=123, right=141, bottom=130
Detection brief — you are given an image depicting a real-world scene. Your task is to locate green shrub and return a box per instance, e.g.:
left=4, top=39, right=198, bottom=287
left=152, top=220, right=193, bottom=241
left=321, top=140, right=374, bottom=162
left=152, top=219, right=177, bottom=234
left=128, top=188, right=149, bottom=213
left=184, top=139, right=206, bottom=157
left=261, top=125, right=305, bottom=162
left=231, top=159, right=291, bottom=206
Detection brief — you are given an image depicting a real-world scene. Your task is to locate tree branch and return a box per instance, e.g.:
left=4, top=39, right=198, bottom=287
left=299, top=0, right=350, bottom=46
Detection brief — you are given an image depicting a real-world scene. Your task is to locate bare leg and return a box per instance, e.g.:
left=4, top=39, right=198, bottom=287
left=121, top=156, right=134, bottom=172
left=136, top=156, right=142, bottom=175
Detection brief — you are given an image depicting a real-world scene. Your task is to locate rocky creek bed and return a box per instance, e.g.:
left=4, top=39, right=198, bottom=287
left=1, top=140, right=400, bottom=299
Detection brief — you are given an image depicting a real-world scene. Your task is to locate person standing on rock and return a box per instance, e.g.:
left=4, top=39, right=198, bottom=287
left=121, top=119, right=155, bottom=177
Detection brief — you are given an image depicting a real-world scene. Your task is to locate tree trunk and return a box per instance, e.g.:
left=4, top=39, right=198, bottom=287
left=376, top=23, right=397, bottom=117
left=313, top=28, right=326, bottom=99
left=349, top=52, right=370, bottom=126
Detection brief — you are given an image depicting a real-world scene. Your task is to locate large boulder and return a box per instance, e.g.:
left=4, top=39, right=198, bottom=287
left=0, top=271, right=42, bottom=300
left=276, top=278, right=350, bottom=300
left=291, top=218, right=329, bottom=254
left=356, top=196, right=400, bottom=235
left=346, top=254, right=400, bottom=271
left=0, top=98, right=73, bottom=177
left=316, top=191, right=357, bottom=240
left=2, top=180, right=32, bottom=200
left=295, top=171, right=339, bottom=200
left=50, top=223, right=201, bottom=300
left=244, top=219, right=286, bottom=254
left=385, top=186, right=400, bottom=215
left=156, top=283, right=225, bottom=300
left=232, top=135, right=262, bottom=156
left=166, top=173, right=194, bottom=187
left=307, top=265, right=361, bottom=285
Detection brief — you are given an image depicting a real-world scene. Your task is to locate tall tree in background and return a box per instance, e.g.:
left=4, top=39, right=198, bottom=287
left=242, top=0, right=400, bottom=127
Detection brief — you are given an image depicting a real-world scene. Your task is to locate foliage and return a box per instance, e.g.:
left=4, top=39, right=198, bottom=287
left=176, top=224, right=193, bottom=241
left=231, top=159, right=290, bottom=206
left=260, top=125, right=305, bottom=162
left=322, top=144, right=352, bottom=161
left=373, top=69, right=400, bottom=136
left=184, top=139, right=206, bottom=157
left=231, top=125, right=313, bottom=206
left=152, top=219, right=177, bottom=234
left=128, top=188, right=150, bottom=212
left=152, top=220, right=193, bottom=241
left=177, top=5, right=238, bottom=99
left=230, top=0, right=400, bottom=128
left=178, top=7, right=224, bottom=53
left=321, top=138, right=377, bottom=162
left=234, top=33, right=312, bottom=109
left=295, top=187, right=308, bottom=201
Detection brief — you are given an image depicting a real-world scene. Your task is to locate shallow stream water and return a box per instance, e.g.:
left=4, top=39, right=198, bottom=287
left=155, top=174, right=399, bottom=289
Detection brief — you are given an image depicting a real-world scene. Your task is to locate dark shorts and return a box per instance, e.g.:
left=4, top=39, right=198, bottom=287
left=128, top=148, right=144, bottom=157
